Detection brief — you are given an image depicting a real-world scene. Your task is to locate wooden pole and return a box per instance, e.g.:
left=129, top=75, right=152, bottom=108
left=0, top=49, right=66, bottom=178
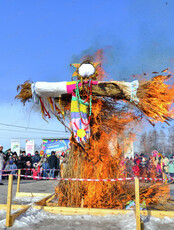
left=6, top=174, right=13, bottom=227
left=135, top=177, right=141, bottom=230
left=81, top=197, right=84, bottom=208
left=17, top=169, right=21, bottom=193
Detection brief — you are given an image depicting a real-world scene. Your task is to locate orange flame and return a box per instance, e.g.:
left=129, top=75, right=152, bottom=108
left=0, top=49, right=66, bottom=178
left=55, top=50, right=172, bottom=209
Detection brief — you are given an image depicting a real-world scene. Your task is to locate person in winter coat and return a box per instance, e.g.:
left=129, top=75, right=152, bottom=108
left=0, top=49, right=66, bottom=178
left=0, top=145, right=4, bottom=185
left=48, top=151, right=57, bottom=178
left=162, top=154, right=169, bottom=174
left=16, top=156, right=23, bottom=169
left=10, top=161, right=17, bottom=178
left=21, top=151, right=27, bottom=168
left=132, top=163, right=140, bottom=177
left=32, top=163, right=41, bottom=180
left=26, top=153, right=32, bottom=165
left=134, top=155, right=141, bottom=166
left=32, top=151, right=41, bottom=166
left=4, top=161, right=11, bottom=177
left=42, top=159, right=50, bottom=177
left=140, top=156, right=147, bottom=177
left=25, top=161, right=32, bottom=178
left=55, top=155, right=60, bottom=177
left=168, top=159, right=174, bottom=178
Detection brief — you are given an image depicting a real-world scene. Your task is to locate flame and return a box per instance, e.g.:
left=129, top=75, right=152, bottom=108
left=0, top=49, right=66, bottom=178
left=55, top=51, right=172, bottom=209
left=55, top=97, right=170, bottom=209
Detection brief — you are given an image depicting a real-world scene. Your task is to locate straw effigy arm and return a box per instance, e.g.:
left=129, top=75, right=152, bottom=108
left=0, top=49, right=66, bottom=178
left=15, top=75, right=173, bottom=123
left=16, top=80, right=139, bottom=102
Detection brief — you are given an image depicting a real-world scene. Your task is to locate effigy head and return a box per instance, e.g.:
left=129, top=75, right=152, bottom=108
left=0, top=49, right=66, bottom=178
left=71, top=60, right=100, bottom=81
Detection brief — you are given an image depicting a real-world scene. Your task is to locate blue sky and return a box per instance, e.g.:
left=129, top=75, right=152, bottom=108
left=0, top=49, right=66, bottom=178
left=0, top=0, right=174, bottom=150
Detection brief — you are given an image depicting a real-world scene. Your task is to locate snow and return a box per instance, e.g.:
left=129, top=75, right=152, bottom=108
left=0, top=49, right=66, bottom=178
left=13, top=196, right=44, bottom=205
left=1, top=196, right=174, bottom=230
left=0, top=207, right=174, bottom=230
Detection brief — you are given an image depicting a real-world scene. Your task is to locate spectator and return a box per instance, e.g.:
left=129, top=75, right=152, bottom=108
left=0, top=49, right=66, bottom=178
left=134, top=155, right=141, bottom=166
left=156, top=161, right=163, bottom=178
left=168, top=159, right=174, bottom=179
left=26, top=153, right=32, bottom=165
left=8, top=156, right=13, bottom=165
left=132, top=163, right=140, bottom=177
left=25, top=161, right=32, bottom=178
left=48, top=151, right=57, bottom=178
left=32, top=163, right=41, bottom=180
left=12, top=155, right=17, bottom=165
left=55, top=154, right=60, bottom=177
left=12, top=152, right=18, bottom=158
left=42, top=159, right=49, bottom=177
left=32, top=151, right=41, bottom=165
left=5, top=150, right=11, bottom=161
left=21, top=151, right=27, bottom=168
left=163, top=154, right=169, bottom=174
left=4, top=160, right=11, bottom=179
left=10, top=161, right=17, bottom=178
left=140, top=156, right=147, bottom=177
left=16, top=156, right=23, bottom=169
left=125, top=157, right=132, bottom=177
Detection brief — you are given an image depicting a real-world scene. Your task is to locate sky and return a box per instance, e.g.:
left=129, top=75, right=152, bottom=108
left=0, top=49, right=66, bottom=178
left=0, top=0, right=174, bottom=150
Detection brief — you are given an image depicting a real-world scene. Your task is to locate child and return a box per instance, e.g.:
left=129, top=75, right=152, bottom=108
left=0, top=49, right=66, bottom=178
left=32, top=163, right=41, bottom=180
left=10, top=161, right=17, bottom=179
left=42, top=159, right=49, bottom=177
left=132, top=163, right=140, bottom=177
left=25, top=161, right=32, bottom=179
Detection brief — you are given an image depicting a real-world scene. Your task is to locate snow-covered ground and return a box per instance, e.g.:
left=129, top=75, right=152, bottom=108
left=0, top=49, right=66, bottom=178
left=13, top=196, right=44, bottom=204
left=1, top=179, right=174, bottom=229
left=0, top=207, right=174, bottom=230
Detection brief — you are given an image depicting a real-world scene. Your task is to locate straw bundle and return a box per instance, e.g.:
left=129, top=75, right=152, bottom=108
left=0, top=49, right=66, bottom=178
left=16, top=81, right=33, bottom=104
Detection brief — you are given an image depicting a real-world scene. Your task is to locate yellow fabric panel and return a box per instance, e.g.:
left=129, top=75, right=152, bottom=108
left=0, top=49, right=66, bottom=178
left=67, top=81, right=77, bottom=85
left=71, top=100, right=87, bottom=113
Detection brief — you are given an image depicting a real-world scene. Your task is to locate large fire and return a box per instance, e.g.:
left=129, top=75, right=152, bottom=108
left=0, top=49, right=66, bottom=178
left=54, top=50, right=173, bottom=209
left=15, top=49, right=174, bottom=209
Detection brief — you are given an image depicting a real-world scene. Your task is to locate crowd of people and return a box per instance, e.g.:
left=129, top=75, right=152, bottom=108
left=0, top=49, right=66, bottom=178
left=120, top=153, right=174, bottom=179
left=0, top=145, right=67, bottom=185
left=1, top=144, right=174, bottom=186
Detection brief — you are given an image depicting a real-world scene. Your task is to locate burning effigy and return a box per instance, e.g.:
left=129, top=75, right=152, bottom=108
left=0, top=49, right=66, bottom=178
left=16, top=50, right=174, bottom=209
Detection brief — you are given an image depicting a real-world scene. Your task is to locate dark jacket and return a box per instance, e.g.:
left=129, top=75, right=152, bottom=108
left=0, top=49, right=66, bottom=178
left=16, top=159, right=23, bottom=169
left=32, top=154, right=41, bottom=164
left=48, top=155, right=57, bottom=169
left=26, top=156, right=32, bottom=164
left=21, top=155, right=27, bottom=167
left=56, top=157, right=60, bottom=170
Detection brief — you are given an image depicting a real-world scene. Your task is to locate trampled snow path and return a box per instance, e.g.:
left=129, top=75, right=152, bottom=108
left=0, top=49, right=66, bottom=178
left=0, top=207, right=174, bottom=230
left=13, top=196, right=44, bottom=204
